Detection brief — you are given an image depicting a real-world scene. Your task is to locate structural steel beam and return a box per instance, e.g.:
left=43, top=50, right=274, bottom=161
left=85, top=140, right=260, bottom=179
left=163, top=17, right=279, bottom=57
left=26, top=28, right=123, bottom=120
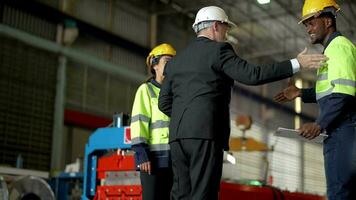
left=0, top=24, right=146, bottom=83
left=2, top=0, right=150, bottom=57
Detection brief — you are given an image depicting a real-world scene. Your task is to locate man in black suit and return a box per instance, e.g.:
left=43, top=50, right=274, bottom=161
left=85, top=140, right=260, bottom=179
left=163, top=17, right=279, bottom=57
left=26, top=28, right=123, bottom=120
left=158, top=6, right=327, bottom=200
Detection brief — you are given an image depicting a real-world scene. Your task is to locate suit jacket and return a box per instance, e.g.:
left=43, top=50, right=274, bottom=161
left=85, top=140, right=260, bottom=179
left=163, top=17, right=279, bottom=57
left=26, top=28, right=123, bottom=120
left=158, top=36, right=293, bottom=150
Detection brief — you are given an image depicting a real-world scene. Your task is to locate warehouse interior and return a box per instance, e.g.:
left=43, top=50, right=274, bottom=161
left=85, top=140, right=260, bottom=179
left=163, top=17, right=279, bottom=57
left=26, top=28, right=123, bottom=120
left=0, top=0, right=355, bottom=199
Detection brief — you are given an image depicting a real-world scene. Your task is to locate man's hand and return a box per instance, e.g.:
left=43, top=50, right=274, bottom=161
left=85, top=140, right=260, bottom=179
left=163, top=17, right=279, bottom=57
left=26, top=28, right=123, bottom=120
left=297, top=47, right=328, bottom=69
left=139, top=161, right=151, bottom=175
left=274, top=81, right=301, bottom=103
left=298, top=123, right=321, bottom=140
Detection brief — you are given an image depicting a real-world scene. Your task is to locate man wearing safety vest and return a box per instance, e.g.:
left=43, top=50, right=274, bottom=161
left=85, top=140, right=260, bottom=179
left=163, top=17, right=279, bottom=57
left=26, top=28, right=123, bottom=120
left=130, top=43, right=176, bottom=200
left=274, top=0, right=356, bottom=199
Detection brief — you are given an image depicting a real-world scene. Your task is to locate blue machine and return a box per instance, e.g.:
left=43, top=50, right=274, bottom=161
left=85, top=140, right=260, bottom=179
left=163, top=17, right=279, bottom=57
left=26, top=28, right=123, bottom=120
left=49, top=172, right=83, bottom=200
left=81, top=125, right=131, bottom=200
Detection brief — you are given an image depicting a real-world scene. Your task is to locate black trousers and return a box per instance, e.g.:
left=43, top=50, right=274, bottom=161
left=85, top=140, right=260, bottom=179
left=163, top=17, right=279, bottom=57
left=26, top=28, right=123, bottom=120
left=140, top=167, right=173, bottom=200
left=170, top=139, right=224, bottom=200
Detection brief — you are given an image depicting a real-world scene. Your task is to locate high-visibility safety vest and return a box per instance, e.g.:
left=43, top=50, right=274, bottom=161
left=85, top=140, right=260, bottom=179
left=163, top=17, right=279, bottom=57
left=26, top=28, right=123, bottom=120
left=316, top=36, right=356, bottom=100
left=130, top=82, right=170, bottom=152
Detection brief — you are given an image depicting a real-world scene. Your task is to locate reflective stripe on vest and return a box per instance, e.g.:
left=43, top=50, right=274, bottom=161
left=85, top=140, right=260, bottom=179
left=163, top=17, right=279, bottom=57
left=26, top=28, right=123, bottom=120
left=150, top=143, right=170, bottom=151
left=316, top=78, right=356, bottom=100
left=132, top=137, right=148, bottom=145
left=150, top=120, right=170, bottom=129
left=131, top=138, right=170, bottom=151
left=317, top=73, right=328, bottom=81
left=131, top=114, right=150, bottom=123
left=146, top=83, right=157, bottom=98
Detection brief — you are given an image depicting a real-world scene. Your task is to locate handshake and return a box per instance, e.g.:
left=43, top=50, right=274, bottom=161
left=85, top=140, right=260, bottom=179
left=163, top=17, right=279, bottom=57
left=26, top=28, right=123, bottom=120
left=272, top=47, right=328, bottom=140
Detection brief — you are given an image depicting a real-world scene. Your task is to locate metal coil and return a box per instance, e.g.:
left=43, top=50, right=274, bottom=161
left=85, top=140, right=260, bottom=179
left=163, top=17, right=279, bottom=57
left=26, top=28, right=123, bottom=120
left=8, top=176, right=54, bottom=200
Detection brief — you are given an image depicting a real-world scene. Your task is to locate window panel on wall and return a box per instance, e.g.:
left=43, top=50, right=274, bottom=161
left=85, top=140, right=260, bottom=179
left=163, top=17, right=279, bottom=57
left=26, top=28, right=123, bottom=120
left=71, top=33, right=146, bottom=76
left=0, top=35, right=57, bottom=170
left=66, top=61, right=86, bottom=109
left=158, top=16, right=192, bottom=51
left=222, top=121, right=267, bottom=181
left=231, top=87, right=295, bottom=131
left=62, top=125, right=92, bottom=166
left=57, top=0, right=147, bottom=117
left=67, top=33, right=145, bottom=116
left=111, top=47, right=146, bottom=75
left=113, top=2, right=149, bottom=47
left=228, top=80, right=324, bottom=194
left=70, top=127, right=91, bottom=163
left=304, top=143, right=326, bottom=195
left=108, top=77, right=135, bottom=114
left=85, top=67, right=108, bottom=113
left=2, top=5, right=56, bottom=40
left=268, top=110, right=295, bottom=131
left=33, top=0, right=59, bottom=9
left=230, top=95, right=263, bottom=123
left=69, top=0, right=149, bottom=47
left=65, top=59, right=140, bottom=116
left=72, top=35, right=111, bottom=61
left=269, top=134, right=301, bottom=191
left=72, top=0, right=109, bottom=31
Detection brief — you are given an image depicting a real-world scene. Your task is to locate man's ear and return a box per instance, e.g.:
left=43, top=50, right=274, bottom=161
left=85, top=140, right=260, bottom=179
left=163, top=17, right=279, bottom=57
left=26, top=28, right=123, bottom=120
left=324, top=17, right=333, bottom=28
left=212, top=21, right=219, bottom=31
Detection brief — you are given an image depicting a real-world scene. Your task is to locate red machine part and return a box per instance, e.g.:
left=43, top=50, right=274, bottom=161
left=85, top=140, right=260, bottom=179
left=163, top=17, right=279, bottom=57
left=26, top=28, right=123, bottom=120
left=219, top=182, right=325, bottom=200
left=97, top=154, right=136, bottom=179
left=94, top=185, right=141, bottom=200
left=124, top=127, right=131, bottom=144
left=96, top=154, right=142, bottom=200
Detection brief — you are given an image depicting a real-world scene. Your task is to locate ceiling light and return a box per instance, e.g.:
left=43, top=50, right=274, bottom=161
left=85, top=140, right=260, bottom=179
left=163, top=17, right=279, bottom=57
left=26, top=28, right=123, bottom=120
left=257, top=0, right=270, bottom=4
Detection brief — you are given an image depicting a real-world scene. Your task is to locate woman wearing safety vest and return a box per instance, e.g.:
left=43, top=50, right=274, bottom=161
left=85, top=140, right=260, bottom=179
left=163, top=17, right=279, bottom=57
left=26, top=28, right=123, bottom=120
left=130, top=43, right=176, bottom=200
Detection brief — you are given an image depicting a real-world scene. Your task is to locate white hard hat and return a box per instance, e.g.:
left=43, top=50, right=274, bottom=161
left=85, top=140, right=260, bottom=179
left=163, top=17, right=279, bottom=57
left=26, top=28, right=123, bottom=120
left=192, top=6, right=236, bottom=29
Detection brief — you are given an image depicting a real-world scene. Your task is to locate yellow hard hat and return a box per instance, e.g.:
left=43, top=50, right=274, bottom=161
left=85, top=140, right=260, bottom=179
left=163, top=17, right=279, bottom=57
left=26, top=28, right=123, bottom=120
left=299, top=0, right=340, bottom=24
left=146, top=43, right=176, bottom=67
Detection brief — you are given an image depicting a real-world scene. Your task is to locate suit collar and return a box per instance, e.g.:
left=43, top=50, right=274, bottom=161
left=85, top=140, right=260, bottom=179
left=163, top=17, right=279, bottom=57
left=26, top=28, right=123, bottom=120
left=196, top=36, right=212, bottom=41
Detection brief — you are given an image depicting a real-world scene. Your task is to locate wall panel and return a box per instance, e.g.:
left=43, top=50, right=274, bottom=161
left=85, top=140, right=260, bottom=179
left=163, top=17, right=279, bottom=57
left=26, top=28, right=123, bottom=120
left=0, top=35, right=57, bottom=170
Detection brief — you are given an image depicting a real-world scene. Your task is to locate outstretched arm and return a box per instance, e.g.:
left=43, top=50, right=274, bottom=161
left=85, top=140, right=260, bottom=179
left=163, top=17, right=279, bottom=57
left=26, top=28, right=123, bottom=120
left=297, top=47, right=328, bottom=69
left=273, top=81, right=316, bottom=104
left=274, top=81, right=301, bottom=103
left=217, top=43, right=327, bottom=86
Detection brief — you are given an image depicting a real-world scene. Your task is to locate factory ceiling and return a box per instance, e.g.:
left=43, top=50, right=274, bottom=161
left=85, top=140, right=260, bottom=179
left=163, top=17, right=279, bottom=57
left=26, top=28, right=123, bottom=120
left=125, top=0, right=356, bottom=81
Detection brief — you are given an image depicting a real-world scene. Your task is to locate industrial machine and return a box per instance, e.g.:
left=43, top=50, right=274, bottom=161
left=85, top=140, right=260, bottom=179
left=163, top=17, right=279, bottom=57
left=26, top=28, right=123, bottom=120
left=0, top=176, right=8, bottom=200
left=8, top=176, right=55, bottom=200
left=80, top=113, right=324, bottom=200
left=0, top=167, right=54, bottom=200
left=82, top=114, right=142, bottom=200
left=219, top=181, right=325, bottom=200
left=49, top=172, right=83, bottom=200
